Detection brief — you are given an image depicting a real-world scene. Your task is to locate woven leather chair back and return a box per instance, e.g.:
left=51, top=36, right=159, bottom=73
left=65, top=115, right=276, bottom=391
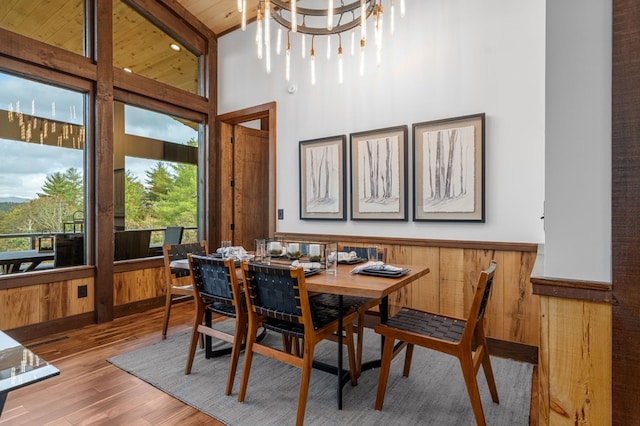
left=189, top=254, right=233, bottom=303
left=164, top=241, right=207, bottom=279
left=243, top=263, right=303, bottom=324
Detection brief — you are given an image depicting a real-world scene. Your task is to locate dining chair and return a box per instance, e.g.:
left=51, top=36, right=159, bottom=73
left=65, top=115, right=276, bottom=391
left=238, top=262, right=359, bottom=426
left=161, top=241, right=208, bottom=339
left=310, top=245, right=388, bottom=376
left=374, top=260, right=499, bottom=426
left=185, top=254, right=246, bottom=395
left=163, top=226, right=184, bottom=245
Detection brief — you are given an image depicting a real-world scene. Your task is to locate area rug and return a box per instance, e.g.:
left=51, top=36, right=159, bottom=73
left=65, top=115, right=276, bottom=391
left=109, top=321, right=532, bottom=425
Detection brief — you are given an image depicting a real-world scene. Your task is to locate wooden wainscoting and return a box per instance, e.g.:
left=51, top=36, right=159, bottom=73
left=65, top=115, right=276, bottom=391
left=113, top=264, right=165, bottom=306
left=276, top=233, right=540, bottom=351
left=0, top=276, right=95, bottom=330
left=538, top=296, right=612, bottom=425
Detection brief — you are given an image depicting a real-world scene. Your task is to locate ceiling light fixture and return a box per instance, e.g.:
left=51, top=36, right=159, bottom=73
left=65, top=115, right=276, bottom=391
left=170, top=43, right=181, bottom=51
left=239, top=0, right=405, bottom=86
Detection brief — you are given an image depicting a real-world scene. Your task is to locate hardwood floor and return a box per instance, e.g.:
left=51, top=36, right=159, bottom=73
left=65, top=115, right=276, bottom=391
left=1, top=301, right=538, bottom=425
left=0, top=301, right=223, bottom=425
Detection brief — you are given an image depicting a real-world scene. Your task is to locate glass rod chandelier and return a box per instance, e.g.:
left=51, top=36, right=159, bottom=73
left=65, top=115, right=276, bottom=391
left=237, top=0, right=405, bottom=85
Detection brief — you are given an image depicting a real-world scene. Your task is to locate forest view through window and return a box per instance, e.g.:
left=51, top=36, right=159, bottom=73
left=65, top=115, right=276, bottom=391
left=0, top=72, right=86, bottom=273
left=113, top=103, right=199, bottom=260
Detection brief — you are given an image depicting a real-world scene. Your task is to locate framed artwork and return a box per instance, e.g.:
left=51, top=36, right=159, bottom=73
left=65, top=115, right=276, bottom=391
left=413, top=113, right=485, bottom=222
left=299, top=135, right=347, bottom=220
left=350, top=125, right=408, bottom=220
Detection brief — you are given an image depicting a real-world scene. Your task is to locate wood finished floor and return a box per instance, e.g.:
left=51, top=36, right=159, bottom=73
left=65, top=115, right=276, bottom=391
left=0, top=301, right=538, bottom=425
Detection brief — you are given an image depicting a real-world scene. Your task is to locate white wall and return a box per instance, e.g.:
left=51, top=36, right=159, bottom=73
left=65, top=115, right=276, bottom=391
left=544, top=0, right=612, bottom=282
left=218, top=0, right=545, bottom=244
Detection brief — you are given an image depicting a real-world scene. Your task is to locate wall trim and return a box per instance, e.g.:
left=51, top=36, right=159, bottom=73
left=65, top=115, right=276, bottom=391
left=274, top=232, right=538, bottom=252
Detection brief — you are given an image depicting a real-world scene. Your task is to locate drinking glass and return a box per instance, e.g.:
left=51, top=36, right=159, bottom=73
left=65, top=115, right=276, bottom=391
left=325, top=243, right=338, bottom=275
left=221, top=240, right=231, bottom=257
left=254, top=239, right=267, bottom=263
left=367, top=246, right=379, bottom=262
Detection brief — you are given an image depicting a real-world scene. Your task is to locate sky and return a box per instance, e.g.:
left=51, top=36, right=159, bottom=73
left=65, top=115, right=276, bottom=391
left=0, top=72, right=197, bottom=200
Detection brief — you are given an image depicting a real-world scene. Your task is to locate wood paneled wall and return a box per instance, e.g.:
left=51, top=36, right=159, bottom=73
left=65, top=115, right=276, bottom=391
left=113, top=266, right=165, bottom=305
left=1, top=239, right=538, bottom=350
left=347, top=242, right=539, bottom=347
left=0, top=277, right=94, bottom=330
left=538, top=296, right=612, bottom=425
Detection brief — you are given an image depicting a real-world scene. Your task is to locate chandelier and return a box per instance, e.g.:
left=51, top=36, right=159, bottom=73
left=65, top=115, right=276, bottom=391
left=237, top=0, right=406, bottom=85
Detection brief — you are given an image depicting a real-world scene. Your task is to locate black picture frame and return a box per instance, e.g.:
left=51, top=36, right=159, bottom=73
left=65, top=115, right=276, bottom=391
left=299, top=135, right=347, bottom=220
left=350, top=125, right=408, bottom=221
left=412, top=113, right=485, bottom=222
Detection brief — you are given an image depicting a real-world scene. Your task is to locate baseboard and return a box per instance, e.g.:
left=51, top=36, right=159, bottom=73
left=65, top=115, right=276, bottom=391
left=5, top=312, right=95, bottom=342
left=487, top=337, right=538, bottom=364
left=114, top=296, right=166, bottom=318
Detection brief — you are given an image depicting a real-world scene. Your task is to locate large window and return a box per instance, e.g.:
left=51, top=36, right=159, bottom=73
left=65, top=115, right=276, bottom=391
left=0, top=71, right=86, bottom=273
left=113, top=0, right=200, bottom=94
left=0, top=0, right=85, bottom=56
left=113, top=102, right=200, bottom=260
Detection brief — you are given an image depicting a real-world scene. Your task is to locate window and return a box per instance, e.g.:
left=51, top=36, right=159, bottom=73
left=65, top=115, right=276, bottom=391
left=0, top=0, right=85, bottom=56
left=113, top=0, right=200, bottom=94
left=113, top=102, right=200, bottom=260
left=0, top=71, right=86, bottom=273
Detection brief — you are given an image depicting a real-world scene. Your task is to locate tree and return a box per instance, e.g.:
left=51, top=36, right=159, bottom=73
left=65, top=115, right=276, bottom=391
left=153, top=162, right=197, bottom=227
left=145, top=162, right=173, bottom=206
left=39, top=168, right=83, bottom=210
left=124, top=171, right=147, bottom=229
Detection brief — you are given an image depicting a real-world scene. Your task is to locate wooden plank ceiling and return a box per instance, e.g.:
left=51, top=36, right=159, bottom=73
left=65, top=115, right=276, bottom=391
left=0, top=0, right=261, bottom=93
left=176, top=0, right=260, bottom=36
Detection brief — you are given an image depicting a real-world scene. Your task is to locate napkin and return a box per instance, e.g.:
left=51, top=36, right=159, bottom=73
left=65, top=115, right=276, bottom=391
left=290, top=260, right=322, bottom=271
left=216, top=246, right=251, bottom=260
left=350, top=261, right=404, bottom=274
left=327, top=251, right=358, bottom=262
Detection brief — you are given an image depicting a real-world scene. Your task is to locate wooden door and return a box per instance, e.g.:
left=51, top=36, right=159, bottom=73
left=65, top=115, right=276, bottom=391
left=232, top=125, right=270, bottom=250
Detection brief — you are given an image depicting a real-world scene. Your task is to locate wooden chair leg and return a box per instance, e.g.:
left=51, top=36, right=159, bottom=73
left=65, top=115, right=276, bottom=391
left=238, top=320, right=259, bottom=403
left=296, top=344, right=315, bottom=426
left=185, top=302, right=204, bottom=374
left=374, top=334, right=396, bottom=411
left=344, top=321, right=358, bottom=386
left=162, top=293, right=172, bottom=339
left=225, top=315, right=246, bottom=395
left=355, top=312, right=365, bottom=377
left=476, top=328, right=499, bottom=403
left=459, top=353, right=487, bottom=426
left=402, top=343, right=414, bottom=377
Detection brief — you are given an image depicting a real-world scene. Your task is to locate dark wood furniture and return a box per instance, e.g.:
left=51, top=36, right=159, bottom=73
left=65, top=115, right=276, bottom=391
left=374, top=261, right=498, bottom=426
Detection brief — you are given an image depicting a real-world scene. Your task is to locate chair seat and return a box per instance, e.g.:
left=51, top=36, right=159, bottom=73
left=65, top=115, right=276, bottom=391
left=262, top=303, right=347, bottom=338
left=207, top=301, right=238, bottom=318
left=384, top=309, right=466, bottom=344
left=310, top=293, right=371, bottom=311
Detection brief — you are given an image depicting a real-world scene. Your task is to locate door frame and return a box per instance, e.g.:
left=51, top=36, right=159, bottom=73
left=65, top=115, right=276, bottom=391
left=215, top=102, right=277, bottom=244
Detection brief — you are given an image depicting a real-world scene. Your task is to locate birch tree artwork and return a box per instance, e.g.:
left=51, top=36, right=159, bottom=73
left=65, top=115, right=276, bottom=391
left=421, top=125, right=475, bottom=213
left=305, top=143, right=340, bottom=213
left=357, top=135, right=400, bottom=213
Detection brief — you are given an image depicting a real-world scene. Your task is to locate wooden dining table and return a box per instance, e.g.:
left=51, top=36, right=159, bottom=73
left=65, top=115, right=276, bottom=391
left=304, top=263, right=431, bottom=409
left=173, top=256, right=430, bottom=409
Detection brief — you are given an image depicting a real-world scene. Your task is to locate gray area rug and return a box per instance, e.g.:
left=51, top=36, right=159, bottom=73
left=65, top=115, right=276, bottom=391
left=109, top=320, right=532, bottom=425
